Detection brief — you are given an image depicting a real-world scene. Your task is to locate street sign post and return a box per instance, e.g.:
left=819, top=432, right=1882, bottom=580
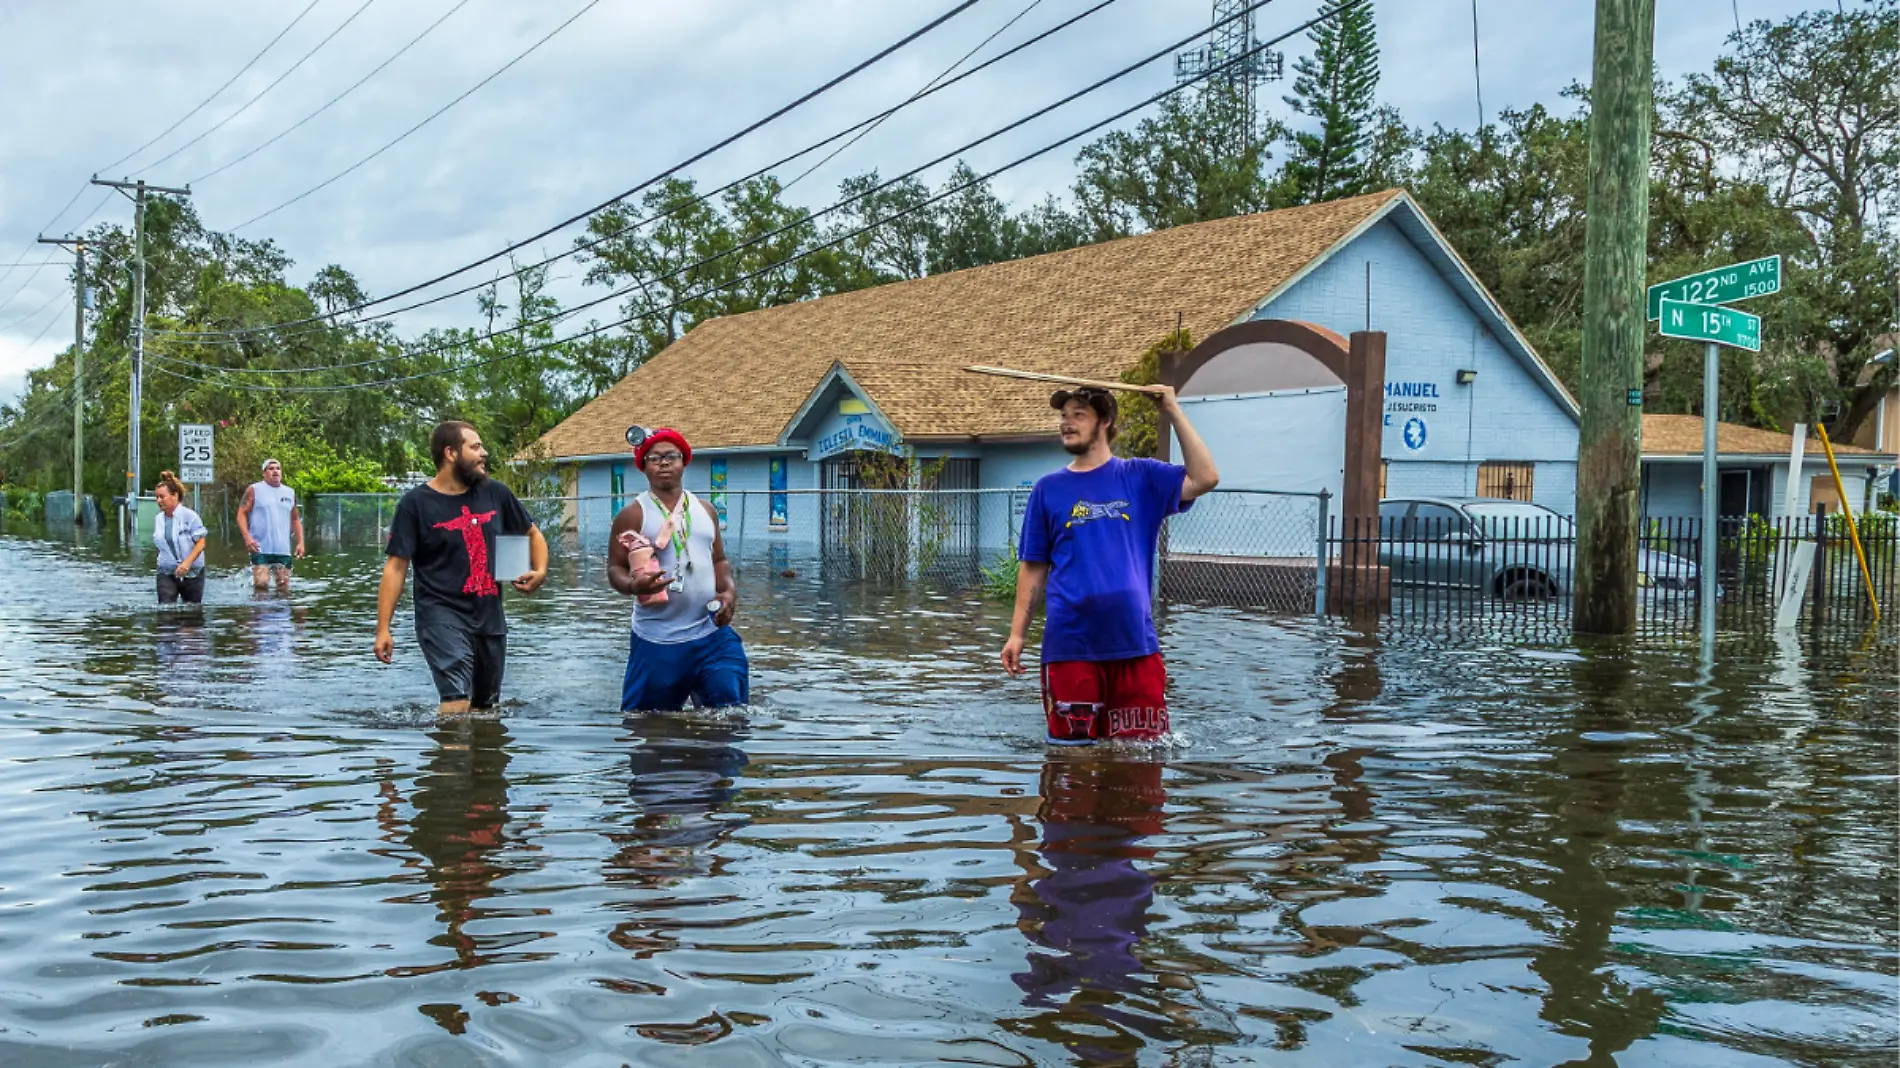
left=1658, top=298, right=1761, bottom=352
left=178, top=424, right=214, bottom=485
left=1646, top=254, right=1779, bottom=320
left=1648, top=258, right=1778, bottom=653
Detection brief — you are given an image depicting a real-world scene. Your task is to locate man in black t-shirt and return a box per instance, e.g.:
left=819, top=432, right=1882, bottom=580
left=376, top=420, right=549, bottom=716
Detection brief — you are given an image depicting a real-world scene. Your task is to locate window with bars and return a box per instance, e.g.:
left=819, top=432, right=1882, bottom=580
left=1477, top=461, right=1535, bottom=501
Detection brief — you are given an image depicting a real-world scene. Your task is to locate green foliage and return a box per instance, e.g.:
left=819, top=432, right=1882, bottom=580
left=1275, top=0, right=1382, bottom=204
left=981, top=539, right=1019, bottom=602
left=1115, top=328, right=1193, bottom=459
left=1072, top=89, right=1282, bottom=239
left=0, top=486, right=44, bottom=521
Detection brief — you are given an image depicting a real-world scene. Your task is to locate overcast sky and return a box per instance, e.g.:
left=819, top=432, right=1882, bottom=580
left=0, top=0, right=1816, bottom=404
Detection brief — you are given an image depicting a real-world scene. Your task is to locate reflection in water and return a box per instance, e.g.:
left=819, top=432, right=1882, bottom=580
left=609, top=712, right=752, bottom=887
left=384, top=719, right=542, bottom=1034
left=1012, top=756, right=1169, bottom=1061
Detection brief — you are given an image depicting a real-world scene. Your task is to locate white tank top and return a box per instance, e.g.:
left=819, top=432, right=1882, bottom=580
left=632, top=490, right=718, bottom=644
left=247, top=481, right=299, bottom=555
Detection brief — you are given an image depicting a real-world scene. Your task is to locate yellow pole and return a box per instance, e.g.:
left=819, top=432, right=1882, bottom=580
left=1816, top=424, right=1880, bottom=622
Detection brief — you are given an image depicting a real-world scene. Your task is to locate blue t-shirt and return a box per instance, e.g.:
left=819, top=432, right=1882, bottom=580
left=1018, top=457, right=1191, bottom=662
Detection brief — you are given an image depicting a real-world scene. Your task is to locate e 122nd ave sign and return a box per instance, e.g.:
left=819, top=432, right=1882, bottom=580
left=1645, top=254, right=1779, bottom=320
left=1658, top=297, right=1761, bottom=352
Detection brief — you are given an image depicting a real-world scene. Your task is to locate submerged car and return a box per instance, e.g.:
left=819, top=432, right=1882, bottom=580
left=1375, top=497, right=1698, bottom=600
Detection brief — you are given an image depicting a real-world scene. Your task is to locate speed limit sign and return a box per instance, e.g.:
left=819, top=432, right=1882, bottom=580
left=178, top=424, right=214, bottom=484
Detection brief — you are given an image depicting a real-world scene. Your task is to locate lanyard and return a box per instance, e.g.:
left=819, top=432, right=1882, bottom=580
left=647, top=491, right=691, bottom=566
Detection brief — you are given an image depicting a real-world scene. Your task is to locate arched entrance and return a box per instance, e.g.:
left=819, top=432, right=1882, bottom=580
left=1157, top=319, right=1389, bottom=609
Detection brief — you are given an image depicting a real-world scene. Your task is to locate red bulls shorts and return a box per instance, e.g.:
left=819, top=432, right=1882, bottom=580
left=1040, top=654, right=1170, bottom=744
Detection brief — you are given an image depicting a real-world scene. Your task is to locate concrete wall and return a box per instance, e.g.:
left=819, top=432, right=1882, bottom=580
left=1255, top=216, right=1581, bottom=513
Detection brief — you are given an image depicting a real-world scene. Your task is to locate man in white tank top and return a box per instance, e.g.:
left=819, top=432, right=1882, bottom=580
left=607, top=428, right=749, bottom=712
left=238, top=458, right=305, bottom=592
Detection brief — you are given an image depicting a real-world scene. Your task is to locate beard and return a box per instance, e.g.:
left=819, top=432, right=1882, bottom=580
left=452, top=452, right=489, bottom=486
left=1061, top=427, right=1104, bottom=455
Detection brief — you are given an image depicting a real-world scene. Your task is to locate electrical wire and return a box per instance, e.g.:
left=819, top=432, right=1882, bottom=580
left=100, top=0, right=325, bottom=175
left=229, top=0, right=605, bottom=232
left=0, top=286, right=67, bottom=336
left=171, top=0, right=991, bottom=334
left=148, top=0, right=1365, bottom=397
left=189, top=0, right=475, bottom=186
left=152, top=0, right=1281, bottom=378
left=780, top=0, right=1048, bottom=193
left=156, top=0, right=1120, bottom=346
left=135, top=0, right=383, bottom=177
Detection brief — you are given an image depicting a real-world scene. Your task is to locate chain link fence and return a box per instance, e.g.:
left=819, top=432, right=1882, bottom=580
left=305, top=487, right=1335, bottom=605
left=306, top=488, right=1041, bottom=586
left=1157, top=489, right=1329, bottom=611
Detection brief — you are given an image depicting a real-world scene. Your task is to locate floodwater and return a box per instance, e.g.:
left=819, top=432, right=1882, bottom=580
left=0, top=525, right=1895, bottom=1067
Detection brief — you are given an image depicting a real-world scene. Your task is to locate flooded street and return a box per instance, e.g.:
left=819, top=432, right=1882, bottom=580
left=0, top=527, right=1894, bottom=1066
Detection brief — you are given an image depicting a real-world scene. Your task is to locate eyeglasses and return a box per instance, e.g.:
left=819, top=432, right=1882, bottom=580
left=645, top=452, right=684, bottom=467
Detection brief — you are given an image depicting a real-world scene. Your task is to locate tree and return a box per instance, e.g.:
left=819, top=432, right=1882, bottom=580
left=1072, top=89, right=1282, bottom=238
left=1670, top=1, right=1898, bottom=439
left=1275, top=0, right=1382, bottom=205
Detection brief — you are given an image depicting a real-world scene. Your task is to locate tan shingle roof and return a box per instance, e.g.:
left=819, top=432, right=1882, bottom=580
left=530, top=190, right=1404, bottom=459
left=1642, top=414, right=1886, bottom=457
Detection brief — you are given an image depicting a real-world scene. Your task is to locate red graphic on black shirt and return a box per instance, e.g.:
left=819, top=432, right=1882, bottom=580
left=433, top=507, right=500, bottom=596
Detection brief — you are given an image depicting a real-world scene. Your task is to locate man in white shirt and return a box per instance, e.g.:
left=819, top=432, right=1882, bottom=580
left=237, top=459, right=305, bottom=593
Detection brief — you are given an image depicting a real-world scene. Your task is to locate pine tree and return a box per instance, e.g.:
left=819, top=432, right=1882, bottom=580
left=1277, top=1, right=1382, bottom=205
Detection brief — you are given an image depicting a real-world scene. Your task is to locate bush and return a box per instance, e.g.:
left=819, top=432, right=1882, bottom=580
left=981, top=540, right=1019, bottom=602
left=0, top=486, right=44, bottom=521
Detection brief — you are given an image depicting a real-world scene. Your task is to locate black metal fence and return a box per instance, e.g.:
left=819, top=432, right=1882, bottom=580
left=1319, top=508, right=1898, bottom=631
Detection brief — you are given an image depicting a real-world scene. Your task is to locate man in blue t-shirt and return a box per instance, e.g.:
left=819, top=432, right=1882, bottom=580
left=1003, top=383, right=1219, bottom=743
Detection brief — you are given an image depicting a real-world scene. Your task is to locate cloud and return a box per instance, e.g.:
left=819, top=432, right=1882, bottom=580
left=0, top=0, right=1811, bottom=403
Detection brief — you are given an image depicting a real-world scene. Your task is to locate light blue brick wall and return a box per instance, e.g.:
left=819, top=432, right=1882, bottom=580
left=1256, top=217, right=1580, bottom=513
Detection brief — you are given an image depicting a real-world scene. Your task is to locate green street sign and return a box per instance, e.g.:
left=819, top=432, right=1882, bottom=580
left=1658, top=297, right=1761, bottom=352
left=1646, top=254, right=1780, bottom=320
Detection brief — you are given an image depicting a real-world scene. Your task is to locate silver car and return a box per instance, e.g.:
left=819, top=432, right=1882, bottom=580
left=1376, top=497, right=1699, bottom=600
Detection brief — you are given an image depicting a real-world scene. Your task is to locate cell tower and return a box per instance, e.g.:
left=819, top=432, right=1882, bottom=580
left=1174, top=0, right=1285, bottom=140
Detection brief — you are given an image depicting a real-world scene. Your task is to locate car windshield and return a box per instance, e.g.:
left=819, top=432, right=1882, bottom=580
left=1464, top=502, right=1572, bottom=537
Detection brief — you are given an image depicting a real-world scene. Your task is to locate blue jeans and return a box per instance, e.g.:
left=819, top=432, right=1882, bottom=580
left=621, top=626, right=750, bottom=713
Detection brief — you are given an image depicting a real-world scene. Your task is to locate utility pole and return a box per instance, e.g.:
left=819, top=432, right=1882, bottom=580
left=90, top=176, right=189, bottom=531
left=37, top=235, right=87, bottom=517
left=1572, top=0, right=1655, bottom=635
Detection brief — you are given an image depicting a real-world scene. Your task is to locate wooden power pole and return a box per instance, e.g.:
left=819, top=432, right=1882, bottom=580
left=1573, top=0, right=1656, bottom=635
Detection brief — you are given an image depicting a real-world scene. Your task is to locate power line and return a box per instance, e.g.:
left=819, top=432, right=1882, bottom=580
left=229, top=0, right=609, bottom=232
left=0, top=3, right=320, bottom=320
left=159, top=0, right=1123, bottom=350
left=150, top=0, right=1365, bottom=397
left=100, top=0, right=325, bottom=175
left=135, top=0, right=383, bottom=177
left=20, top=296, right=72, bottom=350
left=190, top=0, right=475, bottom=186
left=152, top=0, right=1281, bottom=378
left=781, top=0, right=1049, bottom=193
left=172, top=0, right=990, bottom=335
left=0, top=286, right=67, bottom=336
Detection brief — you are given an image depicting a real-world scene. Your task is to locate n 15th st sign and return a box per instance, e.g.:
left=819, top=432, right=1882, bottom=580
left=1646, top=254, right=1779, bottom=320
left=1659, top=298, right=1761, bottom=352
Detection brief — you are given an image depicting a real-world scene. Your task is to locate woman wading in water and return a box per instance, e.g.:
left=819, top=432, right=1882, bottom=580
left=152, top=471, right=208, bottom=605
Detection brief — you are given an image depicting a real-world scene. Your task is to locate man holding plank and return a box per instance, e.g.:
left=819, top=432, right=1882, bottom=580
left=1000, top=381, right=1219, bottom=744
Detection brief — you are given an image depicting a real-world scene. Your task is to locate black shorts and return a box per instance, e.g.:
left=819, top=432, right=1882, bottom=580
left=157, top=571, right=205, bottom=604
left=416, top=618, right=507, bottom=707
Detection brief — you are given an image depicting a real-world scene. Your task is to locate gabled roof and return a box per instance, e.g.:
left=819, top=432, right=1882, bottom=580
left=530, top=189, right=1569, bottom=459
left=1641, top=414, right=1889, bottom=460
